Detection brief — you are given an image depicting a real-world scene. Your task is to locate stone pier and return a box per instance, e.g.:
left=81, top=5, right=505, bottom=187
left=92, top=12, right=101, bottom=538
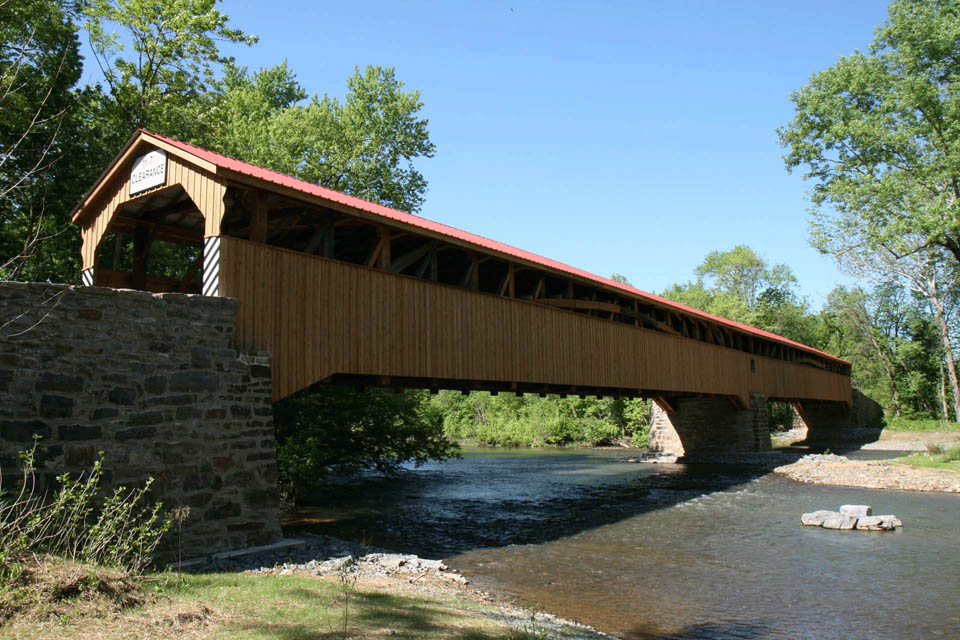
left=0, top=281, right=282, bottom=559
left=648, top=393, right=771, bottom=456
left=791, top=389, right=883, bottom=448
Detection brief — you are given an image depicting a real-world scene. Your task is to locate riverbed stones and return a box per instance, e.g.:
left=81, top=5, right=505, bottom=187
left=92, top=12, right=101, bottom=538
left=821, top=513, right=858, bottom=530
left=800, top=510, right=838, bottom=526
left=840, top=504, right=871, bottom=518
left=801, top=505, right=901, bottom=531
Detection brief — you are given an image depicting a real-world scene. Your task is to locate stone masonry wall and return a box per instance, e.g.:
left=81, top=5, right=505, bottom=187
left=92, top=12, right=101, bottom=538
left=0, top=281, right=281, bottom=559
left=793, top=389, right=884, bottom=448
left=649, top=393, right=771, bottom=456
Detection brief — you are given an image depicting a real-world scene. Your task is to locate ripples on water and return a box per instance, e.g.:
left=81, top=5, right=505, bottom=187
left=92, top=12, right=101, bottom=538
left=289, top=448, right=960, bottom=639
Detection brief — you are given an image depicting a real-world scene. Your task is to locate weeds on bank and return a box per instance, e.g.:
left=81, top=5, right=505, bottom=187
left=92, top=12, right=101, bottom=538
left=883, top=417, right=960, bottom=432
left=0, top=441, right=170, bottom=572
left=513, top=602, right=550, bottom=639
left=896, top=444, right=960, bottom=472
left=0, top=440, right=171, bottom=622
left=334, top=556, right=359, bottom=639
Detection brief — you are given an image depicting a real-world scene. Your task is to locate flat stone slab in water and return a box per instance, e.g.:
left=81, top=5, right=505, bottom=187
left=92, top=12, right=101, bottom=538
left=840, top=504, right=872, bottom=518
left=821, top=513, right=858, bottom=530
left=801, top=510, right=839, bottom=526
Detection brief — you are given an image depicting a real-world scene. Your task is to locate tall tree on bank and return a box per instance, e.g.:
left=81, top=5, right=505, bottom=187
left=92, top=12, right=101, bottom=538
left=695, top=245, right=797, bottom=311
left=825, top=286, right=907, bottom=417
left=779, top=0, right=960, bottom=265
left=823, top=234, right=960, bottom=421
left=0, top=0, right=86, bottom=282
left=661, top=246, right=817, bottom=346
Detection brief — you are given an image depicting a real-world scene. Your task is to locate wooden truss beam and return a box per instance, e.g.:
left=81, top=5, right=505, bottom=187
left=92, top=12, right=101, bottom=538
left=387, top=240, right=440, bottom=274
left=534, top=298, right=621, bottom=314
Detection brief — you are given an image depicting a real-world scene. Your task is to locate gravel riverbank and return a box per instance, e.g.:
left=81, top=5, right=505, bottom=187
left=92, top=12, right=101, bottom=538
left=184, top=533, right=615, bottom=640
left=622, top=446, right=960, bottom=493
left=773, top=454, right=960, bottom=493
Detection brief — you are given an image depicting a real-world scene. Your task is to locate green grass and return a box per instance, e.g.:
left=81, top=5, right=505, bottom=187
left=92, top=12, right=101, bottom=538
left=882, top=417, right=960, bottom=432
left=895, top=444, right=960, bottom=472
left=1, top=564, right=548, bottom=640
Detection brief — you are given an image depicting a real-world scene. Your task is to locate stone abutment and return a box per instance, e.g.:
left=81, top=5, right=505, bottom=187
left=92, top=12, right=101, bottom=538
left=791, top=389, right=884, bottom=449
left=0, top=281, right=281, bottom=559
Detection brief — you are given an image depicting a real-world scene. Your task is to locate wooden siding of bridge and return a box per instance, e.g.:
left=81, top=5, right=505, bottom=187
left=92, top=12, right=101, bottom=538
left=218, top=237, right=851, bottom=404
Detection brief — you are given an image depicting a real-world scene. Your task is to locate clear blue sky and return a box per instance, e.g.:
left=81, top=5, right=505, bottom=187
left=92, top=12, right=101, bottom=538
left=101, top=1, right=894, bottom=306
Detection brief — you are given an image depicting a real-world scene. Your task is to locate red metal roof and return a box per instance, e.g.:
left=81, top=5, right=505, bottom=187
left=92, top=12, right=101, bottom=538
left=137, top=130, right=849, bottom=366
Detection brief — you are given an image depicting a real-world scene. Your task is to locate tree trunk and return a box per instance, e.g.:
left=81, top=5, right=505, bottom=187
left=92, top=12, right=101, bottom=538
left=846, top=296, right=902, bottom=418
left=940, top=359, right=951, bottom=422
left=932, top=297, right=960, bottom=422
left=866, top=328, right=902, bottom=418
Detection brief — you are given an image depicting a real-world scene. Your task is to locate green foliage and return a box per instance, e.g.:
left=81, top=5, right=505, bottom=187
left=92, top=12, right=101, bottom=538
left=274, top=387, right=460, bottom=500
left=883, top=417, right=960, bottom=432
left=0, top=444, right=170, bottom=575
left=430, top=391, right=650, bottom=448
left=766, top=402, right=796, bottom=432
left=779, top=0, right=960, bottom=263
left=696, top=245, right=797, bottom=311
left=897, top=443, right=960, bottom=470
left=821, top=283, right=946, bottom=417
left=206, top=63, right=436, bottom=212
left=80, top=0, right=257, bottom=139
left=0, top=0, right=86, bottom=283
left=661, top=245, right=816, bottom=345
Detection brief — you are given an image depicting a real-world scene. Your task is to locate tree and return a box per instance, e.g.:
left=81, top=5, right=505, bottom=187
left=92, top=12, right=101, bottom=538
left=779, top=0, right=960, bottom=264
left=825, top=285, right=907, bottom=416
left=274, top=387, right=460, bottom=501
left=661, top=246, right=813, bottom=344
left=696, top=246, right=797, bottom=311
left=80, top=0, right=256, bottom=148
left=820, top=282, right=944, bottom=418
left=822, top=232, right=960, bottom=420
left=0, top=0, right=84, bottom=282
left=205, top=63, right=436, bottom=212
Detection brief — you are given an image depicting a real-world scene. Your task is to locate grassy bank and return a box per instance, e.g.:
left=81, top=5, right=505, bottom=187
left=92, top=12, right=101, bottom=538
left=895, top=444, right=960, bottom=472
left=1, top=558, right=568, bottom=640
left=882, top=417, right=960, bottom=432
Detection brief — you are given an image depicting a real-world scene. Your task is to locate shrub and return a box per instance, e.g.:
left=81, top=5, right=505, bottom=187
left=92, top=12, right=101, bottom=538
left=0, top=442, right=170, bottom=576
left=275, top=387, right=460, bottom=500
left=925, top=442, right=944, bottom=456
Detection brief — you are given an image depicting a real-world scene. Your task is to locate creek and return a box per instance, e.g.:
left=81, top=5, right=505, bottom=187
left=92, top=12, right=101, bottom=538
left=288, top=447, right=960, bottom=639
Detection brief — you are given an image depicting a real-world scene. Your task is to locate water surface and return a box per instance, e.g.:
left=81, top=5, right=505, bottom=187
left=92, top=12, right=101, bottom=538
left=290, top=447, right=960, bottom=639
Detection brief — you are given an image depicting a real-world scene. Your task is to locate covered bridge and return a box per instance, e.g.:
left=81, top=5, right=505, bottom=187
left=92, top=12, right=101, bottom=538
left=71, top=130, right=861, bottom=454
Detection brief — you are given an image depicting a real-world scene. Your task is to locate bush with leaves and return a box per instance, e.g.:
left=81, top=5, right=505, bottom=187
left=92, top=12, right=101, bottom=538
left=274, top=387, right=461, bottom=501
left=430, top=391, right=650, bottom=448
left=0, top=443, right=170, bottom=577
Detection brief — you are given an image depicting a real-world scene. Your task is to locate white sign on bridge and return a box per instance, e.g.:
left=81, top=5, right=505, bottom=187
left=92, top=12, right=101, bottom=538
left=129, top=149, right=167, bottom=195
